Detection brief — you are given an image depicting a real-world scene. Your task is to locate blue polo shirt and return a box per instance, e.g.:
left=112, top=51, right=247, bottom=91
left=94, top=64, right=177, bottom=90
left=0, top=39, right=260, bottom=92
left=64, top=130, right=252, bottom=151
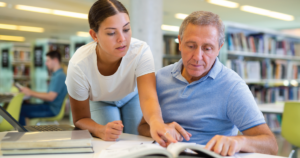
left=45, top=68, right=67, bottom=115
left=156, top=58, right=265, bottom=145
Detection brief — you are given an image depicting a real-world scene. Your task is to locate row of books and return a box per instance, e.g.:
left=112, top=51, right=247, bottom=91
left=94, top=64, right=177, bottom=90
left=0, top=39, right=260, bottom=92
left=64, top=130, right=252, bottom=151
left=227, top=32, right=300, bottom=56
left=227, top=59, right=300, bottom=80
left=13, top=50, right=31, bottom=61
left=249, top=85, right=300, bottom=104
left=13, top=65, right=30, bottom=77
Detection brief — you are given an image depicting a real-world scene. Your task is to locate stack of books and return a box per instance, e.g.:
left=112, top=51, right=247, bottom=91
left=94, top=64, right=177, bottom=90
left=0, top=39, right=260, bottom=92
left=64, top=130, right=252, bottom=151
left=0, top=130, right=93, bottom=155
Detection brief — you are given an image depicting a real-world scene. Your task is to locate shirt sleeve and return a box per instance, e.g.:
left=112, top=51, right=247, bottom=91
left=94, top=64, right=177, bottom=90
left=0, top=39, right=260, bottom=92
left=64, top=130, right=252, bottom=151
left=135, top=44, right=155, bottom=77
left=48, top=73, right=66, bottom=94
left=227, top=81, right=266, bottom=132
left=65, top=62, right=90, bottom=101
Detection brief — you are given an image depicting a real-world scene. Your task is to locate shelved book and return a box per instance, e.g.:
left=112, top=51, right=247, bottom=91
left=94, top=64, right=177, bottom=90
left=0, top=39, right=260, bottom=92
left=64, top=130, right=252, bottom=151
left=99, top=142, right=222, bottom=158
left=227, top=59, right=300, bottom=81
left=249, top=85, right=300, bottom=104
left=227, top=32, right=300, bottom=56
left=0, top=130, right=93, bottom=155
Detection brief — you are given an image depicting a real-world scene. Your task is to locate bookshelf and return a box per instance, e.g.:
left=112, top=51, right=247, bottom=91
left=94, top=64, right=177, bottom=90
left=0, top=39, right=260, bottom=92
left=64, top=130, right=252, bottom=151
left=0, top=43, right=32, bottom=93
left=0, top=43, right=13, bottom=93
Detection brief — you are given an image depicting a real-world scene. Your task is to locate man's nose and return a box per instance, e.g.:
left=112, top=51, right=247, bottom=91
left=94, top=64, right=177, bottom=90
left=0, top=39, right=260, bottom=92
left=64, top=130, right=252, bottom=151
left=193, top=48, right=204, bottom=61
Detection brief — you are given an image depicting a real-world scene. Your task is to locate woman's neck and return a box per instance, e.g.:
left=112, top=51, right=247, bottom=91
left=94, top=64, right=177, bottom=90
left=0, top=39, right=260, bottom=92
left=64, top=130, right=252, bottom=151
left=96, top=44, right=122, bottom=76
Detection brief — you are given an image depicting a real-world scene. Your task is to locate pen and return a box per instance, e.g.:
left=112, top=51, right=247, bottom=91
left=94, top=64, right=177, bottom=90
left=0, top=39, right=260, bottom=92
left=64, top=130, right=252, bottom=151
left=152, top=140, right=156, bottom=144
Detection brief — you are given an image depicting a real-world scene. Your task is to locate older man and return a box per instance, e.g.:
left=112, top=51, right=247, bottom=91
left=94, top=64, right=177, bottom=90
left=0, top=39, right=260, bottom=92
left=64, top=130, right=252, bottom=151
left=138, top=11, right=278, bottom=156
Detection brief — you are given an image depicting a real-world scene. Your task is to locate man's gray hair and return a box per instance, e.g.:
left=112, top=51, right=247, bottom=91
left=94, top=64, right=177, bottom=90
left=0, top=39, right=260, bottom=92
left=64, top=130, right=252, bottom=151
left=179, top=11, right=225, bottom=47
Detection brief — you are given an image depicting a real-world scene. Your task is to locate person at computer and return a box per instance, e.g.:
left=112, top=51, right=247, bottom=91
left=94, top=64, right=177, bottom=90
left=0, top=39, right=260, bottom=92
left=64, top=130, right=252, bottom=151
left=138, top=11, right=278, bottom=156
left=19, top=50, right=67, bottom=126
left=65, top=0, right=188, bottom=146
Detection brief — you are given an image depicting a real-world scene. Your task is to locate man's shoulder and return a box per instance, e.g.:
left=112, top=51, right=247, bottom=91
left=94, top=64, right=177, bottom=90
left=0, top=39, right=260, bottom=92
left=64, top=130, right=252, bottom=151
left=53, top=70, right=66, bottom=80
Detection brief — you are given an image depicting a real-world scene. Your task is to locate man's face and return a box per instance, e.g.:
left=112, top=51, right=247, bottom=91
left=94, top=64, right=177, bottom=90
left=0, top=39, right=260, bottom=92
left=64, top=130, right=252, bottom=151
left=45, top=56, right=54, bottom=71
left=178, top=24, right=223, bottom=81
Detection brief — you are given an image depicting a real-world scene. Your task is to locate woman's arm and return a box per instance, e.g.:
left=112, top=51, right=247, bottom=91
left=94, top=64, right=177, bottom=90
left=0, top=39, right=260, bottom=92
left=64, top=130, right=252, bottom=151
left=137, top=73, right=190, bottom=147
left=69, top=95, right=123, bottom=141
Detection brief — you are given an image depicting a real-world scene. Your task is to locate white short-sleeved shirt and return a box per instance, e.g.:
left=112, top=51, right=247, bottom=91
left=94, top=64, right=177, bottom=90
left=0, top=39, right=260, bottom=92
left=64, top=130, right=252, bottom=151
left=65, top=38, right=155, bottom=101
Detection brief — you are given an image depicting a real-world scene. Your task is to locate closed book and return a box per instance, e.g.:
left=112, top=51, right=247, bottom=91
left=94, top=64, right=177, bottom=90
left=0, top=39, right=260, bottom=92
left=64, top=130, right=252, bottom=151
left=2, top=147, right=93, bottom=155
left=1, top=130, right=92, bottom=150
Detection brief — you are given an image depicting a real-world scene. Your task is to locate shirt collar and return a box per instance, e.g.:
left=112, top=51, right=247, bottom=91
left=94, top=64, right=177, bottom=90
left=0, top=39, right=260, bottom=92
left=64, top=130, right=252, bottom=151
left=52, top=68, right=63, bottom=76
left=171, top=57, right=222, bottom=82
left=207, top=57, right=222, bottom=80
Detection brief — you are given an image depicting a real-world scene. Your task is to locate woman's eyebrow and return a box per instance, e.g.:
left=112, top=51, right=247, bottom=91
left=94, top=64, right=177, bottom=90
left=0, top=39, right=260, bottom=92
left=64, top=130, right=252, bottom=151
left=105, top=22, right=130, bottom=30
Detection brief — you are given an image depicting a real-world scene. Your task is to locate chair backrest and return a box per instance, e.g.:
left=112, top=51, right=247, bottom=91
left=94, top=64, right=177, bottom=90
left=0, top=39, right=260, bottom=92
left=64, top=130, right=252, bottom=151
left=0, top=93, right=24, bottom=131
left=54, top=96, right=68, bottom=120
left=39, top=95, right=68, bottom=122
left=281, top=102, right=300, bottom=147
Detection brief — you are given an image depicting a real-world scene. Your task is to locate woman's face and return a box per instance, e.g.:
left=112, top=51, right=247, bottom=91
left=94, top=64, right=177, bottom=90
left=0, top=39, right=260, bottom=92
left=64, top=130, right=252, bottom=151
left=91, top=13, right=131, bottom=58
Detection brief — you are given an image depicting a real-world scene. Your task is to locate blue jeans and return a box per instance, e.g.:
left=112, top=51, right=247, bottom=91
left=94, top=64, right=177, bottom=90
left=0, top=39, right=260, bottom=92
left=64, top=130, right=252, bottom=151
left=19, top=103, right=56, bottom=126
left=89, top=92, right=142, bottom=135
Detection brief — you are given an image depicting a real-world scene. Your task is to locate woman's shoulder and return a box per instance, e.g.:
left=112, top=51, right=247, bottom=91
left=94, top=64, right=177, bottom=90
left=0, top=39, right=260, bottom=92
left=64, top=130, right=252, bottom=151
left=69, top=41, right=97, bottom=64
left=129, top=38, right=149, bottom=51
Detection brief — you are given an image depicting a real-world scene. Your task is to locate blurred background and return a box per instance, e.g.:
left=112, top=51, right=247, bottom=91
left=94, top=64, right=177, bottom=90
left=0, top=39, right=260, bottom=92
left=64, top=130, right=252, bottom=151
left=0, top=0, right=300, bottom=157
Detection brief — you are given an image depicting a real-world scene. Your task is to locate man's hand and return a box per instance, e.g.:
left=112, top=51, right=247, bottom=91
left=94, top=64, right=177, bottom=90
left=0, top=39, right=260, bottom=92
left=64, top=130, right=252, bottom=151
left=99, top=120, right=124, bottom=141
left=205, top=135, right=243, bottom=156
left=20, top=87, right=32, bottom=96
left=150, top=120, right=191, bottom=147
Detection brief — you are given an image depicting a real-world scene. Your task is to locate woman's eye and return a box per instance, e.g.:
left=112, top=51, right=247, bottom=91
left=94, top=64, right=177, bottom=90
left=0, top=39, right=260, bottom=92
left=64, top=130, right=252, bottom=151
left=124, top=29, right=130, bottom=32
left=107, top=32, right=115, bottom=36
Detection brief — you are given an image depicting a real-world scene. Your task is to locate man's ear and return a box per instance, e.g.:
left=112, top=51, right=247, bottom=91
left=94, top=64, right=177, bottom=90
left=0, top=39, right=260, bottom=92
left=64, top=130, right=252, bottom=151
left=218, top=43, right=224, bottom=51
left=89, top=29, right=98, bottom=42
left=178, top=35, right=182, bottom=52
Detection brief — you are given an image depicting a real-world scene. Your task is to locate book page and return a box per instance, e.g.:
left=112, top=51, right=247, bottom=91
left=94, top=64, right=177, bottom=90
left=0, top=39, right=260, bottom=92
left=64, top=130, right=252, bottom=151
left=99, top=144, right=171, bottom=158
left=106, top=140, right=153, bottom=150
left=167, top=143, right=223, bottom=158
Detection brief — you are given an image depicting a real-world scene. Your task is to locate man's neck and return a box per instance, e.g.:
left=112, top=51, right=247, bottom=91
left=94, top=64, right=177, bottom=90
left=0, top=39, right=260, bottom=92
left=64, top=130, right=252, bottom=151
left=52, top=65, right=61, bottom=73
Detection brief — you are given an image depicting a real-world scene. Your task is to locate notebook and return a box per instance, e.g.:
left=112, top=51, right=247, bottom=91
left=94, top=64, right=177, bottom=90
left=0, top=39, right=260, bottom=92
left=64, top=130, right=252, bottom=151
left=1, top=130, right=94, bottom=155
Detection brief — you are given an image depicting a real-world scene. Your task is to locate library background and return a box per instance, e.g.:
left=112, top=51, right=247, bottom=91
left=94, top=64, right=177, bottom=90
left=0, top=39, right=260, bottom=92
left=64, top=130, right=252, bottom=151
left=0, top=0, right=300, bottom=157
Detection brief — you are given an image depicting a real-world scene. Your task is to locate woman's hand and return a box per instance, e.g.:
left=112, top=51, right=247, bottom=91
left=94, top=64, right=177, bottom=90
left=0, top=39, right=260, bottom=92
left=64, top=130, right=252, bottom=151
left=149, top=120, right=191, bottom=147
left=99, top=120, right=124, bottom=141
left=165, top=122, right=192, bottom=145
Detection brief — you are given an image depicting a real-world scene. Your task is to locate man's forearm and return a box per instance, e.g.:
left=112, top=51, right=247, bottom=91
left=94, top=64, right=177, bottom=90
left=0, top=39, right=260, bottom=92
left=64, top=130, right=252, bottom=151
left=239, top=134, right=278, bottom=155
left=30, top=91, right=54, bottom=101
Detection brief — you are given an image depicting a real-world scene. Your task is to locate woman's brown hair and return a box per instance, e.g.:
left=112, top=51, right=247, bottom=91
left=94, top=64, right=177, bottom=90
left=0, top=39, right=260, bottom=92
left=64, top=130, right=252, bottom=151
left=88, top=0, right=129, bottom=32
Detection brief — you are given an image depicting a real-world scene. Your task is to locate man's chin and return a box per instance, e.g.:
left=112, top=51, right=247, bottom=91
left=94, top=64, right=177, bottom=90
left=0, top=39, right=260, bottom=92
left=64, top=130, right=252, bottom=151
left=187, top=71, right=205, bottom=78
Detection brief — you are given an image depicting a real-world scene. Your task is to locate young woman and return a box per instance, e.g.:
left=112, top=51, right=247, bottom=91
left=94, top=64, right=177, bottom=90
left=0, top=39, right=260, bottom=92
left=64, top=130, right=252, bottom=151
left=65, top=0, right=188, bottom=146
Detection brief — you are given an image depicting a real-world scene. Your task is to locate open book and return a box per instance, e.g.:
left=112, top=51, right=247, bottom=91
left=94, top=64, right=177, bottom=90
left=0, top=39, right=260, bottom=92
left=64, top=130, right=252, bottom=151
left=99, top=142, right=222, bottom=158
